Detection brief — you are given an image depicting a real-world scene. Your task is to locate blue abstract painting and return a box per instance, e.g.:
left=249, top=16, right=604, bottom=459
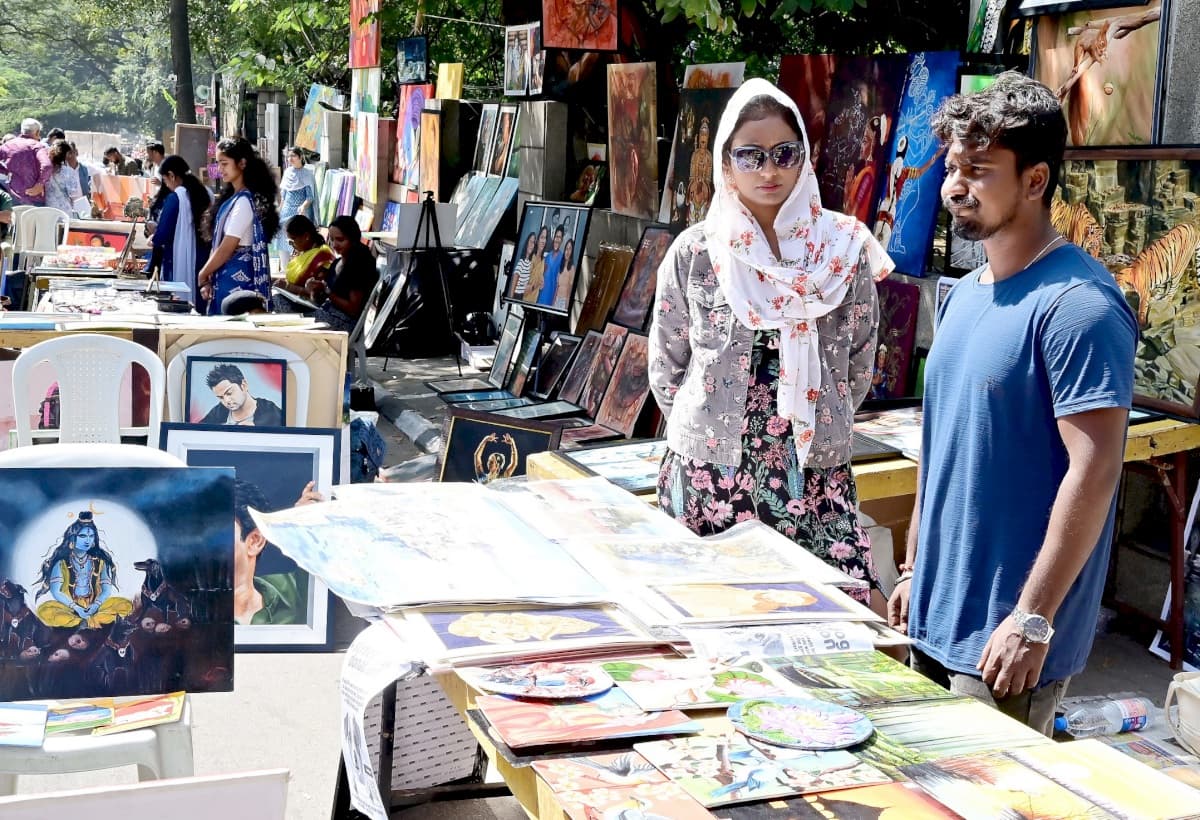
left=872, top=51, right=959, bottom=277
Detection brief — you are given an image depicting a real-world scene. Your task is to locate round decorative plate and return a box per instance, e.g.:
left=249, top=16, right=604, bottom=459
left=728, top=696, right=874, bottom=750
left=459, top=662, right=613, bottom=699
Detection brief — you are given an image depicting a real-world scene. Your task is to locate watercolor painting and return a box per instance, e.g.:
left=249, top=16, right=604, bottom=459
left=601, top=657, right=795, bottom=711
left=533, top=751, right=667, bottom=792
left=612, top=227, right=676, bottom=331
left=459, top=661, right=612, bottom=699
left=0, top=468, right=234, bottom=700
left=1034, top=1, right=1163, bottom=146
left=651, top=582, right=865, bottom=622
left=557, top=782, right=713, bottom=820
left=764, top=651, right=955, bottom=709
left=608, top=63, right=658, bottom=221
left=349, top=0, right=381, bottom=69
left=729, top=696, right=874, bottom=750
left=594, top=332, right=650, bottom=437
left=542, top=0, right=617, bottom=50
left=862, top=699, right=1051, bottom=759
left=713, top=782, right=963, bottom=819
left=420, top=606, right=636, bottom=652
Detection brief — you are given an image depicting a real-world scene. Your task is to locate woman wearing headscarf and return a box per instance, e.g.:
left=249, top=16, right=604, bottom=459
left=277, top=146, right=317, bottom=269
left=649, top=79, right=893, bottom=613
left=197, top=138, right=280, bottom=315
left=147, top=154, right=212, bottom=304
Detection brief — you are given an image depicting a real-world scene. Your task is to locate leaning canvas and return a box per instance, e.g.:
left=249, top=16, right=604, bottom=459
left=0, top=468, right=234, bottom=699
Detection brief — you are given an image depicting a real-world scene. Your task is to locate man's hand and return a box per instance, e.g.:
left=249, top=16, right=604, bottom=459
left=977, top=613, right=1050, bottom=698
left=887, top=579, right=912, bottom=633
left=294, top=480, right=324, bottom=506
left=26, top=183, right=44, bottom=197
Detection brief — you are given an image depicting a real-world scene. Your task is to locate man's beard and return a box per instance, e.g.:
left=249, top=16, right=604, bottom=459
left=945, top=196, right=1017, bottom=242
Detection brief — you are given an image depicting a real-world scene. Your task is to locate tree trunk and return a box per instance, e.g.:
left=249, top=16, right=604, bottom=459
left=170, top=0, right=196, bottom=124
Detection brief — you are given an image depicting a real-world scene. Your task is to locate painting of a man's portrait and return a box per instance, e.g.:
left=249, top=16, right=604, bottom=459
left=185, top=356, right=287, bottom=427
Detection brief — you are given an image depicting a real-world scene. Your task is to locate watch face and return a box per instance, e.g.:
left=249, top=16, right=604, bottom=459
left=1022, top=615, right=1052, bottom=643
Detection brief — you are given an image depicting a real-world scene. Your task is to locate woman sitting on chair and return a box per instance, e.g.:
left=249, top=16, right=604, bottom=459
left=307, top=216, right=379, bottom=333
left=275, top=215, right=334, bottom=296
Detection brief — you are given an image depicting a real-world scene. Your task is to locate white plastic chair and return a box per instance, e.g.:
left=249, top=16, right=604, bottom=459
left=0, top=442, right=194, bottom=795
left=11, top=334, right=166, bottom=447
left=165, top=338, right=311, bottom=425
left=13, top=206, right=69, bottom=272
left=347, top=278, right=385, bottom=384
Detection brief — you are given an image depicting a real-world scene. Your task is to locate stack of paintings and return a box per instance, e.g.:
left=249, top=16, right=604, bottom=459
left=534, top=754, right=713, bottom=819
left=761, top=651, right=957, bottom=709
left=641, top=580, right=884, bottom=628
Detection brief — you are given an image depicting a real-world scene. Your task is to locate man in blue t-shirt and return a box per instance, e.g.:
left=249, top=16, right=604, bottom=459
left=887, top=72, right=1138, bottom=735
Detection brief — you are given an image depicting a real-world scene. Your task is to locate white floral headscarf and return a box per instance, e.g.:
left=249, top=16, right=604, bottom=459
left=705, top=78, right=894, bottom=465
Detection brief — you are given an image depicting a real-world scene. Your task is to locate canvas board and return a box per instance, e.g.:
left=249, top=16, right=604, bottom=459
left=594, top=332, right=650, bottom=438
left=608, top=63, right=658, bottom=221
left=542, top=0, right=617, bottom=50
left=349, top=0, right=381, bottom=69
left=574, top=243, right=635, bottom=336
left=578, top=323, right=628, bottom=418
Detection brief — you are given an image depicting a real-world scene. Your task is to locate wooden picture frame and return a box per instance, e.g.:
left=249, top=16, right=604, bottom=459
left=439, top=407, right=562, bottom=483
left=575, top=243, right=635, bottom=336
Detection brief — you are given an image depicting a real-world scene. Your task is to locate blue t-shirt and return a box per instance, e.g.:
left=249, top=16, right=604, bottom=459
left=909, top=244, right=1137, bottom=686
left=539, top=250, right=564, bottom=305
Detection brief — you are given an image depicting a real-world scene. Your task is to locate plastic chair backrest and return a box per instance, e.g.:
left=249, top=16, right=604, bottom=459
left=11, top=334, right=165, bottom=447
left=0, top=442, right=184, bottom=468
left=8, top=205, right=33, bottom=246
left=347, top=277, right=385, bottom=384
left=165, top=338, right=311, bottom=425
left=14, top=206, right=68, bottom=255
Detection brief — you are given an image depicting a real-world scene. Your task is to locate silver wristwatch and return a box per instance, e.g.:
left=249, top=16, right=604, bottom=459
left=1012, top=608, right=1055, bottom=644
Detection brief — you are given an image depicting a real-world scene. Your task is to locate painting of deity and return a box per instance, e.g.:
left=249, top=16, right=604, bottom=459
left=0, top=468, right=234, bottom=699
left=870, top=277, right=920, bottom=400
left=872, top=52, right=958, bottom=277
left=349, top=0, right=380, bottom=69
left=659, top=88, right=735, bottom=227
left=608, top=62, right=658, bottom=221
left=542, top=0, right=618, bottom=51
left=1034, top=1, right=1164, bottom=146
left=393, top=83, right=432, bottom=188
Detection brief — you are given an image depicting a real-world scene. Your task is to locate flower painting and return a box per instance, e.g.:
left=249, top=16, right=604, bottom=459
left=420, top=606, right=636, bottom=652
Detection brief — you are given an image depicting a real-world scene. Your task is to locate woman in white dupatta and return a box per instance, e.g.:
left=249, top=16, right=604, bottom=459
left=148, top=155, right=211, bottom=306
left=649, top=78, right=895, bottom=615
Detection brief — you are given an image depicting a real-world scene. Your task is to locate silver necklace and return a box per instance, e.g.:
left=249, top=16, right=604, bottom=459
left=986, top=234, right=1062, bottom=280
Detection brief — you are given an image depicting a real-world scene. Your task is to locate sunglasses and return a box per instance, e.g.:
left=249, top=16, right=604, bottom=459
left=729, top=141, right=806, bottom=173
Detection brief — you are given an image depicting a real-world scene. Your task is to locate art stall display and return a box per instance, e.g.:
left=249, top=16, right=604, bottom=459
left=577, top=323, right=628, bottom=417
left=439, top=407, right=562, bottom=484
left=91, top=175, right=151, bottom=221
left=1033, top=1, right=1165, bottom=146
left=436, top=62, right=464, bottom=99
left=607, top=62, right=659, bottom=221
left=870, top=277, right=920, bottom=400
left=763, top=651, right=957, bottom=709
left=593, top=332, right=650, bottom=437
left=490, top=105, right=519, bottom=177
left=492, top=477, right=693, bottom=541
left=349, top=0, right=381, bottom=68
left=397, top=35, right=428, bottom=84
left=503, top=201, right=591, bottom=315
left=574, top=243, right=635, bottom=336
left=456, top=177, right=519, bottom=249
left=393, top=82, right=433, bottom=188
left=473, top=103, right=499, bottom=172
left=871, top=52, right=958, bottom=276
left=611, top=226, right=676, bottom=330
left=66, top=226, right=133, bottom=254
left=682, top=62, right=745, bottom=89
left=529, top=333, right=581, bottom=400
left=542, top=0, right=617, bottom=50
left=159, top=425, right=339, bottom=649
left=0, top=468, right=234, bottom=699
left=559, top=438, right=667, bottom=493
left=504, top=24, right=532, bottom=96
left=183, top=356, right=286, bottom=425
left=659, top=88, right=736, bottom=227
left=1055, top=152, right=1200, bottom=416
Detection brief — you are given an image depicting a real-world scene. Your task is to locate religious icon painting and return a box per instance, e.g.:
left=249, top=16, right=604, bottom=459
left=578, top=323, right=628, bottom=418
left=870, top=277, right=920, bottom=400
left=608, top=62, right=658, bottom=221
left=558, top=329, right=605, bottom=406
left=159, top=425, right=339, bottom=650
left=611, top=226, right=676, bottom=331
left=1033, top=1, right=1165, bottom=146
left=439, top=407, right=562, bottom=484
left=542, top=0, right=618, bottom=51
left=397, top=36, right=428, bottom=84
left=0, top=467, right=235, bottom=699
left=659, top=88, right=735, bottom=226
left=349, top=0, right=381, bottom=69
left=504, top=25, right=532, bottom=96
left=871, top=52, right=958, bottom=277
left=436, top=62, right=464, bottom=100
left=594, top=333, right=650, bottom=438
left=474, top=103, right=500, bottom=173
left=183, top=356, right=287, bottom=427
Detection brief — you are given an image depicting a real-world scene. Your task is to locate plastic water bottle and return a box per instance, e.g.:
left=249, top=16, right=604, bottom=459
left=1056, top=696, right=1158, bottom=738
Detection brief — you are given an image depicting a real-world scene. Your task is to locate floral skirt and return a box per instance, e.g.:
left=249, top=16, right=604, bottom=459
left=657, top=455, right=878, bottom=605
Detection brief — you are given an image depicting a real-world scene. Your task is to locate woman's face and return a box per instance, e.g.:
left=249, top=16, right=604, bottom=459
left=524, top=233, right=536, bottom=258
left=328, top=226, right=351, bottom=257
left=563, top=240, right=575, bottom=264
left=289, top=152, right=303, bottom=169
left=217, top=152, right=245, bottom=186
left=289, top=231, right=314, bottom=253
left=536, top=228, right=548, bottom=254
left=162, top=171, right=182, bottom=191
left=725, top=114, right=803, bottom=215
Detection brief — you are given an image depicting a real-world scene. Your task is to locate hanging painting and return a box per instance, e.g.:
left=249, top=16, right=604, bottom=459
left=872, top=51, right=958, bottom=277
left=419, top=110, right=441, bottom=197
left=295, top=85, right=344, bottom=153
left=778, top=55, right=837, bottom=161
left=1056, top=150, right=1200, bottom=416
left=608, top=62, right=658, bottom=221
left=439, top=408, right=562, bottom=483
left=612, top=226, right=676, bottom=331
left=349, top=0, right=381, bottom=69
left=504, top=25, right=531, bottom=96
left=659, top=88, right=735, bottom=227
left=527, top=23, right=545, bottom=95
left=397, top=36, right=428, bottom=84
left=393, top=82, right=432, bottom=188
left=542, top=0, right=618, bottom=51
left=505, top=201, right=592, bottom=316
left=354, top=112, right=379, bottom=200
left=870, top=277, right=920, bottom=400
left=682, top=63, right=746, bottom=90
left=0, top=467, right=234, bottom=699
left=1033, top=1, right=1164, bottom=146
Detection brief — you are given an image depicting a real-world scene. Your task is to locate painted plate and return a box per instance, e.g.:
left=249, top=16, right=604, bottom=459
left=728, top=696, right=873, bottom=750
left=459, top=662, right=614, bottom=699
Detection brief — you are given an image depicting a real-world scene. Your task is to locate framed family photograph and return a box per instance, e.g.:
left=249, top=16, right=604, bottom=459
left=184, top=356, right=287, bottom=427
left=503, top=201, right=592, bottom=316
left=159, top=425, right=340, bottom=650
left=439, top=407, right=562, bottom=484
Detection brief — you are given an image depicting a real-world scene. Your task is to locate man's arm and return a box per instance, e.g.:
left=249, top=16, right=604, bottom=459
left=887, top=461, right=921, bottom=632
left=978, top=406, right=1128, bottom=697
left=35, top=144, right=52, bottom=188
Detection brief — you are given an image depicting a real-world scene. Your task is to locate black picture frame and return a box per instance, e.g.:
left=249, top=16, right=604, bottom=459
left=489, top=308, right=526, bottom=388
left=439, top=407, right=563, bottom=483
left=502, top=201, right=593, bottom=317
left=530, top=333, right=582, bottom=400
left=397, top=35, right=429, bottom=84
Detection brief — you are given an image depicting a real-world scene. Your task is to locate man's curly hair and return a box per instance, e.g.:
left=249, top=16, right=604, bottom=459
left=932, top=71, right=1067, bottom=206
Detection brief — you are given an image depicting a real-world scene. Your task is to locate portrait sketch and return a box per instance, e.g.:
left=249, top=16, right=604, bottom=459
left=185, top=357, right=287, bottom=427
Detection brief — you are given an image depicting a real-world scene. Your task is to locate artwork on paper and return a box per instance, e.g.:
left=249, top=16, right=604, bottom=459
left=542, top=0, right=617, bottom=50
left=557, top=329, right=604, bottom=405
left=419, top=111, right=440, bottom=197
left=612, top=227, right=676, bottom=330
left=578, top=323, right=628, bottom=418
left=729, top=697, right=874, bottom=750
left=184, top=356, right=286, bottom=426
left=1055, top=153, right=1200, bottom=415
left=683, top=63, right=745, bottom=90
left=935, top=276, right=955, bottom=319
left=601, top=657, right=796, bottom=711
left=423, top=607, right=633, bottom=651
left=294, top=85, right=344, bottom=152
left=575, top=244, right=636, bottom=336
left=764, top=651, right=955, bottom=709
left=0, top=468, right=234, bottom=699
left=779, top=55, right=837, bottom=163
left=459, top=661, right=613, bottom=699
left=608, top=63, right=658, bottom=221
left=354, top=112, right=379, bottom=199
left=532, top=751, right=667, bottom=792
left=561, top=438, right=667, bottom=493
left=473, top=103, right=499, bottom=173
left=0, top=702, right=47, bottom=746
left=394, top=83, right=432, bottom=188
left=713, top=782, right=959, bottom=819
left=349, top=0, right=381, bottom=69
left=504, top=25, right=531, bottom=95
left=477, top=687, right=698, bottom=749
left=862, top=698, right=1051, bottom=759
left=650, top=581, right=868, bottom=623
left=659, top=88, right=735, bottom=227
left=439, top=407, right=561, bottom=483
left=530, top=333, right=581, bottom=400
left=504, top=201, right=591, bottom=315
left=503, top=320, right=541, bottom=397
left=436, top=62, right=464, bottom=100
left=397, top=36, right=428, bottom=84
left=634, top=733, right=890, bottom=807
left=557, top=783, right=713, bottom=820
left=490, top=106, right=519, bottom=178
left=870, top=277, right=920, bottom=400
left=65, top=227, right=132, bottom=253
left=872, top=52, right=957, bottom=277
left=1033, top=1, right=1164, bottom=146
left=816, top=55, right=907, bottom=225
left=594, top=332, right=650, bottom=437
left=489, top=309, right=525, bottom=387
left=159, top=425, right=338, bottom=648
